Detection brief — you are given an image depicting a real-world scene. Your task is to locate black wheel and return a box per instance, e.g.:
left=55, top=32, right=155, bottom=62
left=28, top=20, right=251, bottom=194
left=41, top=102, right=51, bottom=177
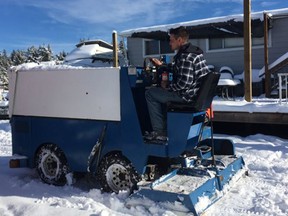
left=35, top=144, right=69, bottom=186
left=96, top=153, right=140, bottom=193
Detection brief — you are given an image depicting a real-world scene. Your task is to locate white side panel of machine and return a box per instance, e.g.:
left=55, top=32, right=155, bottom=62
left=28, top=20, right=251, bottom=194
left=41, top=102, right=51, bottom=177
left=10, top=67, right=121, bottom=121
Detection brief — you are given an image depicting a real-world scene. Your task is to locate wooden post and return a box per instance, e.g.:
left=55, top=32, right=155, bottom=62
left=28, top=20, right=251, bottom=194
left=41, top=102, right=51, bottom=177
left=244, top=0, right=252, bottom=102
left=264, top=13, right=271, bottom=97
left=112, top=31, right=119, bottom=67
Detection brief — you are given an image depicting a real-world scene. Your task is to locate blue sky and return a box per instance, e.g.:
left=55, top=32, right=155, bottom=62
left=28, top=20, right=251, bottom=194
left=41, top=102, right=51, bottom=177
left=1, top=0, right=288, bottom=55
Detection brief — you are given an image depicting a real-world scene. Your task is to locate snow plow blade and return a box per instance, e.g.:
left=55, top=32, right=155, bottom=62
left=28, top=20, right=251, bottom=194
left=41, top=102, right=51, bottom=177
left=129, top=155, right=245, bottom=215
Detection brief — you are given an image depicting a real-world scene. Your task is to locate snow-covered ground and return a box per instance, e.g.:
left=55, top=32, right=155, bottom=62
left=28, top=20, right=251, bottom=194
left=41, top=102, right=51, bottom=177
left=0, top=120, right=287, bottom=216
left=212, top=96, right=288, bottom=113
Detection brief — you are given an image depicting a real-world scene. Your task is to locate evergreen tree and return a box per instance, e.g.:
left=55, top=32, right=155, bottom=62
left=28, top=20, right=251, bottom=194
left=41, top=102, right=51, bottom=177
left=38, top=45, right=53, bottom=62
left=26, top=46, right=41, bottom=63
left=2, top=44, right=72, bottom=88
left=56, top=51, right=67, bottom=61
left=0, top=50, right=11, bottom=89
left=118, top=40, right=126, bottom=56
left=10, top=50, right=26, bottom=66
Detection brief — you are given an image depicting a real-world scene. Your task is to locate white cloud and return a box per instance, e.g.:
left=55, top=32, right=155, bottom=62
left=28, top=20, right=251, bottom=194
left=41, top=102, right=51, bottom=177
left=17, top=0, right=179, bottom=26
left=14, top=0, right=244, bottom=29
left=13, top=0, right=280, bottom=42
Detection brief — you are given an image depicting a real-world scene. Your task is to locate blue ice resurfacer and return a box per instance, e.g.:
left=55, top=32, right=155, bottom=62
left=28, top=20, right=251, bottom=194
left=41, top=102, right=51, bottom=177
left=9, top=65, right=246, bottom=215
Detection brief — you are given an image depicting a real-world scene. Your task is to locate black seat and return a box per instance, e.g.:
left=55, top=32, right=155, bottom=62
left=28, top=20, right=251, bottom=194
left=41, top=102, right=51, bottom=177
left=167, top=72, right=220, bottom=112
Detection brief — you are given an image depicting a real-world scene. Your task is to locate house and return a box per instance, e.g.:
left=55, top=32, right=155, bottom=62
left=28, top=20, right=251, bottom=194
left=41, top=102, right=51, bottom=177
left=120, top=8, right=288, bottom=96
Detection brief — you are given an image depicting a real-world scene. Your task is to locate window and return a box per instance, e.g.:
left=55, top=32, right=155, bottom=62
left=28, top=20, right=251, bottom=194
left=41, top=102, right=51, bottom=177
left=209, top=38, right=222, bottom=50
left=224, top=37, right=244, bottom=48
left=145, top=40, right=159, bottom=55
left=252, top=37, right=264, bottom=46
left=208, top=37, right=264, bottom=51
left=160, top=40, right=172, bottom=54
left=144, top=40, right=173, bottom=56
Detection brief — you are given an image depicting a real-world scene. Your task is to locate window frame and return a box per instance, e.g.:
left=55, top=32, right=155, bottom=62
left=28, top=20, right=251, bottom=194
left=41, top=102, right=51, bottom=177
left=206, top=31, right=272, bottom=53
left=143, top=39, right=174, bottom=57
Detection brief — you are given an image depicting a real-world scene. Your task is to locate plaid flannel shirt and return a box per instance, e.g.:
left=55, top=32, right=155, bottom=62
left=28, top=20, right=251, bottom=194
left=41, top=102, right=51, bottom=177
left=170, top=46, right=210, bottom=102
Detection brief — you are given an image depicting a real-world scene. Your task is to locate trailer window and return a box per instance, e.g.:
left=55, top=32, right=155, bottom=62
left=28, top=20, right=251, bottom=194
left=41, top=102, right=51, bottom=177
left=145, top=40, right=159, bottom=55
left=208, top=36, right=265, bottom=51
left=144, top=39, right=173, bottom=56
left=160, top=40, right=172, bottom=54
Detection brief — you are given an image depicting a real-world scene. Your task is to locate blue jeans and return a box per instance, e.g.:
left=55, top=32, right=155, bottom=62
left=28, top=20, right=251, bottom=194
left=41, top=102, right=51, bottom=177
left=145, top=87, right=184, bottom=134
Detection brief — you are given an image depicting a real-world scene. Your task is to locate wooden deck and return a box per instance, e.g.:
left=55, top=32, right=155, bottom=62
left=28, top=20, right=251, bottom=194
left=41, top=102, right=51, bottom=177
left=213, top=111, right=288, bottom=125
left=212, top=97, right=288, bottom=125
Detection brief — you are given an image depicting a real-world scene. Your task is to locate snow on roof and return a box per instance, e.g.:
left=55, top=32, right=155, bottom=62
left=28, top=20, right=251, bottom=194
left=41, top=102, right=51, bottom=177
left=120, top=8, right=288, bottom=37
left=65, top=42, right=113, bottom=62
left=75, top=40, right=113, bottom=49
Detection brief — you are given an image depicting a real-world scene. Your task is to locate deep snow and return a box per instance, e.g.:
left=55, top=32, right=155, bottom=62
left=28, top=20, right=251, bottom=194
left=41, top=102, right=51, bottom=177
left=0, top=120, right=287, bottom=216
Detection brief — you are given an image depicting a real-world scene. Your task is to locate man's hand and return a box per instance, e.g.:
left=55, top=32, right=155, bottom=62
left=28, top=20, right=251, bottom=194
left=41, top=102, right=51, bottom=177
left=150, top=58, right=163, bottom=66
left=160, top=80, right=168, bottom=89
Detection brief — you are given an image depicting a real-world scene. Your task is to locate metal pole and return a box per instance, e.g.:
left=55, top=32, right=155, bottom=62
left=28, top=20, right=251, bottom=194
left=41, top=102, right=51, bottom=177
left=285, top=74, right=288, bottom=104
left=278, top=74, right=282, bottom=104
left=112, top=31, right=119, bottom=67
left=285, top=74, right=287, bottom=103
left=264, top=13, right=271, bottom=97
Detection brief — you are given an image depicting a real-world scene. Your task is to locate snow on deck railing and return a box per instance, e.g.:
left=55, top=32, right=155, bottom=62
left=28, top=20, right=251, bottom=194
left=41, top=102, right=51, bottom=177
left=278, top=73, right=288, bottom=104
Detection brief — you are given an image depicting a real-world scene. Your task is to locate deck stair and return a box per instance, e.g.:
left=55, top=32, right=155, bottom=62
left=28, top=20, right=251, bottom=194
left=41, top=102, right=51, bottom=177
left=260, top=52, right=288, bottom=99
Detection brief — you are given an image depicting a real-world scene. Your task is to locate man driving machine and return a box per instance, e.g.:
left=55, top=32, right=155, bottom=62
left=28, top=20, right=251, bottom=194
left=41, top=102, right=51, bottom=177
left=145, top=26, right=210, bottom=142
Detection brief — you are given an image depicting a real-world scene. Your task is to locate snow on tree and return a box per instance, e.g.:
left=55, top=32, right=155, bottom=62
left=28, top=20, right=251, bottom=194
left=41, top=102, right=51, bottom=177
left=10, top=50, right=26, bottom=66
left=0, top=50, right=12, bottom=89
left=56, top=51, right=67, bottom=61
left=0, top=45, right=68, bottom=88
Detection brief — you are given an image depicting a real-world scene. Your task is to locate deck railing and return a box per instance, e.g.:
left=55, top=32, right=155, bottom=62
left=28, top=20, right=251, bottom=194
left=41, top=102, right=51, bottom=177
left=278, top=73, right=288, bottom=104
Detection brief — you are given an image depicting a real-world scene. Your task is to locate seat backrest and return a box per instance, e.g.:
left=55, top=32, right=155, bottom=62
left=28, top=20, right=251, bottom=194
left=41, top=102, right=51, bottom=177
left=192, top=71, right=220, bottom=111
left=220, top=66, right=234, bottom=78
left=167, top=72, right=220, bottom=112
left=220, top=72, right=233, bottom=79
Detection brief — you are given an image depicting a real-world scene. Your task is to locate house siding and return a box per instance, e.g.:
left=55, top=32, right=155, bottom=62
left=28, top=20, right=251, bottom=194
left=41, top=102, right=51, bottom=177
left=268, top=17, right=288, bottom=64
left=126, top=16, right=288, bottom=75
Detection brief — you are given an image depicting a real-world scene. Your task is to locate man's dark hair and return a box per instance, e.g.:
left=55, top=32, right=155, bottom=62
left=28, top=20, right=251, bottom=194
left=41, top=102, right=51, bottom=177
left=169, top=26, right=189, bottom=40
